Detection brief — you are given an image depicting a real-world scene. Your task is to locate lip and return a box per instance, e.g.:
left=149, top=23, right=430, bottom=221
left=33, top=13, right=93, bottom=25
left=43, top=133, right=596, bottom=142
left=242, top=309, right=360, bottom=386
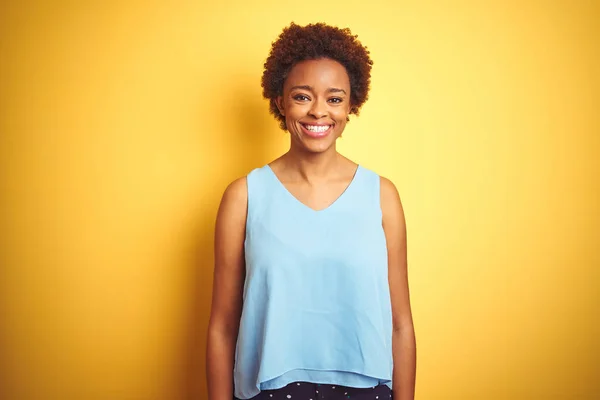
left=300, top=123, right=333, bottom=138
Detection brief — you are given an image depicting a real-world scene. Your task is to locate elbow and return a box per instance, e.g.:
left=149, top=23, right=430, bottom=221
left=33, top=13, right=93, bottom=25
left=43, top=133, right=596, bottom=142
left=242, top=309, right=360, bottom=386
left=392, top=319, right=415, bottom=337
left=392, top=322, right=416, bottom=351
left=208, top=319, right=239, bottom=341
left=207, top=313, right=241, bottom=342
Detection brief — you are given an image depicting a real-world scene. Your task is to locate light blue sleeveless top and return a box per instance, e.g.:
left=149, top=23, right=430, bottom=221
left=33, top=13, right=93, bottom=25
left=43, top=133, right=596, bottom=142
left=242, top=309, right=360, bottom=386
left=233, top=164, right=393, bottom=399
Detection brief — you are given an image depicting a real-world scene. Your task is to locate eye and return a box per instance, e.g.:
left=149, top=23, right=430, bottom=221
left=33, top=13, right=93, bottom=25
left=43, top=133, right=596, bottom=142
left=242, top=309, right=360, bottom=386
left=328, top=97, right=343, bottom=104
left=293, top=94, right=310, bottom=101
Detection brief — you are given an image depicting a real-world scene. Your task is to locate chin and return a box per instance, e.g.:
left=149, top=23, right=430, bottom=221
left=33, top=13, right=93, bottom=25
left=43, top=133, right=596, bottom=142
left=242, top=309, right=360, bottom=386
left=302, top=140, right=336, bottom=154
left=289, top=127, right=340, bottom=153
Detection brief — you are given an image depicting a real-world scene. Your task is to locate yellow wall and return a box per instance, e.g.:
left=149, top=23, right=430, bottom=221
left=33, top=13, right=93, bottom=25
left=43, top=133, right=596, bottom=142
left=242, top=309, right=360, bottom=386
left=1, top=1, right=598, bottom=399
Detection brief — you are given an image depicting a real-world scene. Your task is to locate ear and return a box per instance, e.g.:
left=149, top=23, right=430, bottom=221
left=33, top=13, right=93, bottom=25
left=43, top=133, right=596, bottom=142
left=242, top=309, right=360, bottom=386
left=275, top=96, right=285, bottom=116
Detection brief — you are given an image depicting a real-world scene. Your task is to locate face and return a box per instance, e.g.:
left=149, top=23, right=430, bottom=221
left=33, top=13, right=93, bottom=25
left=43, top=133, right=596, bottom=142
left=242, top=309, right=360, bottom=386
left=276, top=58, right=352, bottom=154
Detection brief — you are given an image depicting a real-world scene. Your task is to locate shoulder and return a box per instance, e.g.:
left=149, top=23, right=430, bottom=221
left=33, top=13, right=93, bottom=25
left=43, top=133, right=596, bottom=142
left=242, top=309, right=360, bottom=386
left=358, top=165, right=400, bottom=204
left=218, top=176, right=248, bottom=221
left=218, top=163, right=270, bottom=212
left=378, top=175, right=406, bottom=228
left=379, top=176, right=400, bottom=203
left=223, top=176, right=247, bottom=203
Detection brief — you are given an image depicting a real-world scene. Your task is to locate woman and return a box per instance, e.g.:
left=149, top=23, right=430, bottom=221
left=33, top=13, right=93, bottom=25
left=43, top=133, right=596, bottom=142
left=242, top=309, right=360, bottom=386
left=206, top=22, right=416, bottom=400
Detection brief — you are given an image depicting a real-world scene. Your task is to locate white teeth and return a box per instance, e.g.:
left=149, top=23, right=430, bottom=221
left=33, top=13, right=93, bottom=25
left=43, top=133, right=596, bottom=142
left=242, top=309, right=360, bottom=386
left=304, top=124, right=330, bottom=133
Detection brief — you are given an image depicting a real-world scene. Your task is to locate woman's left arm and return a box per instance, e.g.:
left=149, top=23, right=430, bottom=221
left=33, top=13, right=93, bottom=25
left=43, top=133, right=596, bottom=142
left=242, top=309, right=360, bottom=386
left=381, top=176, right=416, bottom=400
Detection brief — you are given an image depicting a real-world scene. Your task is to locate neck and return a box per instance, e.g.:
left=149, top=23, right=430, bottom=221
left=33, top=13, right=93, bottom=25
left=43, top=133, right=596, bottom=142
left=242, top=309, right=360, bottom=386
left=283, top=145, right=341, bottom=182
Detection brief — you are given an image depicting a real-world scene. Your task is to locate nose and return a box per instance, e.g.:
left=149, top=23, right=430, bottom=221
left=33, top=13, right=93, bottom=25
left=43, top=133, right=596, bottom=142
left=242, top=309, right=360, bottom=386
left=308, top=98, right=328, bottom=119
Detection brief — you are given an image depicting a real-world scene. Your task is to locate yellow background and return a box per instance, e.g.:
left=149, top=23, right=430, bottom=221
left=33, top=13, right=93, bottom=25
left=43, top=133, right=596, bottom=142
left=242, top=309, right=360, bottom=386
left=1, top=1, right=598, bottom=399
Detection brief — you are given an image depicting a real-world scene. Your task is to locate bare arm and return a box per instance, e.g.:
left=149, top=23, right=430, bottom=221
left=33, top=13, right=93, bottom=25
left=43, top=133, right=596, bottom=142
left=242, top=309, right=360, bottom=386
left=381, top=176, right=416, bottom=400
left=206, top=177, right=248, bottom=400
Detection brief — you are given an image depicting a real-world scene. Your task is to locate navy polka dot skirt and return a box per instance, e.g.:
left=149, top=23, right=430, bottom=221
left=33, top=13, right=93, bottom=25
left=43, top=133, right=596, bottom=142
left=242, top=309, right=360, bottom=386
left=235, top=382, right=393, bottom=400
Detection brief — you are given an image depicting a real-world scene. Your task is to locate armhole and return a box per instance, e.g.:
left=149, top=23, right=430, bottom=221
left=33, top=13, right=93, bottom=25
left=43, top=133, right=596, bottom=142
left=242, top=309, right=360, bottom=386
left=244, top=167, right=265, bottom=234
left=375, top=174, right=384, bottom=224
left=357, top=166, right=384, bottom=223
left=245, top=170, right=254, bottom=231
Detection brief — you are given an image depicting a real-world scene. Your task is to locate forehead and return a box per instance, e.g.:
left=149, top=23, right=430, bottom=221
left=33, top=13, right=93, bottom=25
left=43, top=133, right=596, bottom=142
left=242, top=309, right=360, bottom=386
left=284, top=58, right=350, bottom=91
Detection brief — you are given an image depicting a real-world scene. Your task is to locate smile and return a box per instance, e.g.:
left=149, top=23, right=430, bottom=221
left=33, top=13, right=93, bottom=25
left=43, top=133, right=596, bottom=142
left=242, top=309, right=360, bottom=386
left=303, top=124, right=331, bottom=132
left=301, top=124, right=333, bottom=138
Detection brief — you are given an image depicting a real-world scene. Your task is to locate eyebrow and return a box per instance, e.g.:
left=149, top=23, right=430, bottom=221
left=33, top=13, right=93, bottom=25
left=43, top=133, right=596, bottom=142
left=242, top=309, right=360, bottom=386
left=290, top=85, right=347, bottom=95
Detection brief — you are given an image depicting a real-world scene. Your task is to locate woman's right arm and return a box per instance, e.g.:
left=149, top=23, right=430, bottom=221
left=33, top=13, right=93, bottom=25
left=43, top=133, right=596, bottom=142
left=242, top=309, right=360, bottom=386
left=206, top=177, right=248, bottom=400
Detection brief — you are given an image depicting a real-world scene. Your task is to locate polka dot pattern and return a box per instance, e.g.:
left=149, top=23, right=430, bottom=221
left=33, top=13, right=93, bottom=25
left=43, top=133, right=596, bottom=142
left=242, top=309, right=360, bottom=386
left=234, top=381, right=393, bottom=400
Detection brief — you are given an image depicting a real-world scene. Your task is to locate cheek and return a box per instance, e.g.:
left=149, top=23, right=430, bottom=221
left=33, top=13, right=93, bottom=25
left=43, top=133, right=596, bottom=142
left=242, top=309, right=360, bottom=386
left=334, top=107, right=350, bottom=122
left=285, top=103, right=307, bottom=119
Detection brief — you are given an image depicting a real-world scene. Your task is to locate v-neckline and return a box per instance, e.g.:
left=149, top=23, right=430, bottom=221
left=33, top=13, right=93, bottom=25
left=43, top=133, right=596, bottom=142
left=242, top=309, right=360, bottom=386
left=265, top=164, right=361, bottom=213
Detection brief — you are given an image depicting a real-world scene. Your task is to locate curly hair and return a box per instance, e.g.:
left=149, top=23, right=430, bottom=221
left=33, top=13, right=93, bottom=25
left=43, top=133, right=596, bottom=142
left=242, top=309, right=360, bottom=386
left=262, top=22, right=373, bottom=130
